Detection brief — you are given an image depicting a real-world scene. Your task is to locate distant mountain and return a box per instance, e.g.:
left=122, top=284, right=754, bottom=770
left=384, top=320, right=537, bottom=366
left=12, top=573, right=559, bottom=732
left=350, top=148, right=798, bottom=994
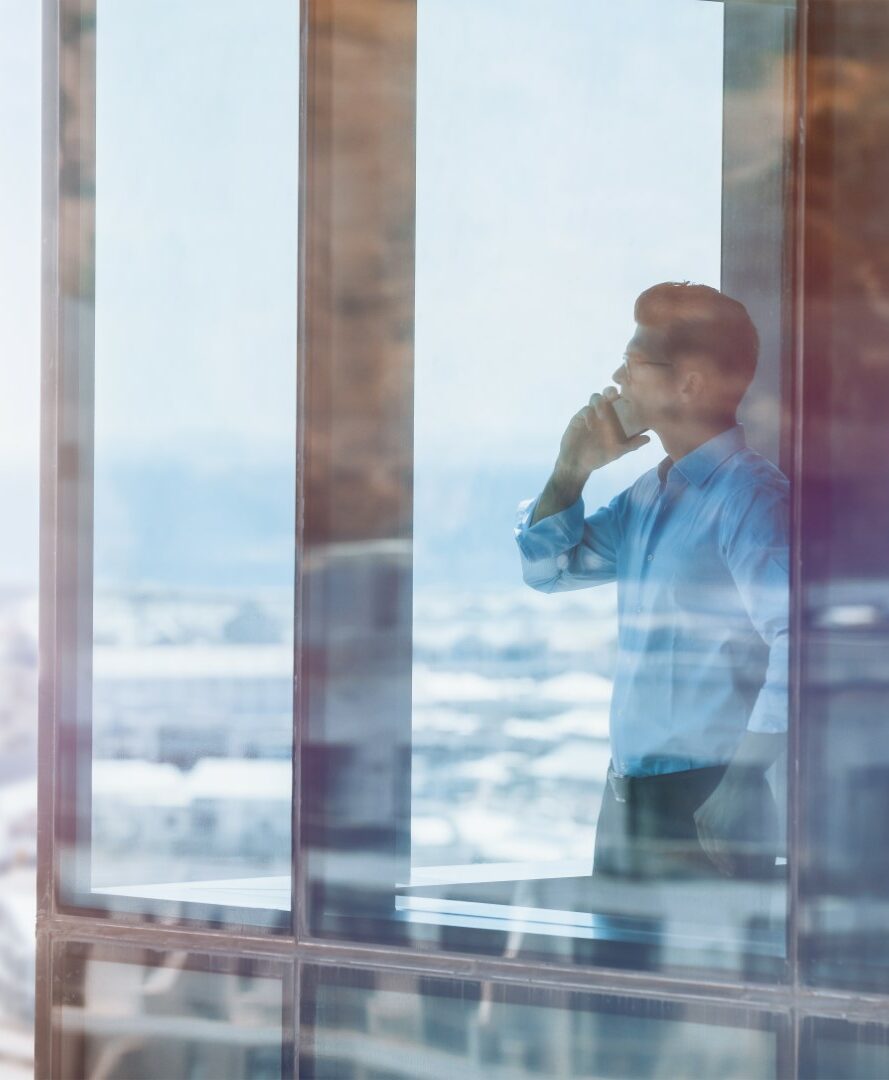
left=413, top=459, right=644, bottom=590
left=86, top=456, right=643, bottom=592
left=94, top=460, right=296, bottom=590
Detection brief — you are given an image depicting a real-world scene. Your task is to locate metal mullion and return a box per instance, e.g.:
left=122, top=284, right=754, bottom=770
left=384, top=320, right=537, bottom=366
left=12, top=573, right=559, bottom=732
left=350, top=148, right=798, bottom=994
left=786, top=0, right=810, bottom=1075
left=33, top=912, right=792, bottom=1014
left=48, top=935, right=64, bottom=1080
left=293, top=940, right=889, bottom=1025
left=294, top=0, right=327, bottom=952
left=291, top=0, right=309, bottom=950
left=37, top=913, right=297, bottom=960
left=292, top=938, right=793, bottom=1013
left=796, top=995, right=889, bottom=1027
left=39, top=913, right=889, bottom=1035
left=34, top=925, right=54, bottom=1080
left=283, top=953, right=299, bottom=1079
left=49, top=0, right=99, bottom=922
left=294, top=954, right=306, bottom=1074
left=37, top=0, right=60, bottom=927
left=301, top=921, right=889, bottom=1025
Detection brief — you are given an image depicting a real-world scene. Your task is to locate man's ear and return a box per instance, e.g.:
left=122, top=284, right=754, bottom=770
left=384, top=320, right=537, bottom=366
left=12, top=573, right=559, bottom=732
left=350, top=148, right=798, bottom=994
left=678, top=365, right=706, bottom=401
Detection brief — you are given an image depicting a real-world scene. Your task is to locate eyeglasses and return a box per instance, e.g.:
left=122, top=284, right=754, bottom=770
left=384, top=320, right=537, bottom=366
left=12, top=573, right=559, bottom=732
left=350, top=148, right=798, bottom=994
left=622, top=351, right=674, bottom=375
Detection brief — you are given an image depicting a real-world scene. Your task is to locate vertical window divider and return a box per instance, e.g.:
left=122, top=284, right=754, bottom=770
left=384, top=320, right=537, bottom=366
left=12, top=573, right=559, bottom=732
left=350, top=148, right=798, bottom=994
left=786, top=0, right=810, bottom=1070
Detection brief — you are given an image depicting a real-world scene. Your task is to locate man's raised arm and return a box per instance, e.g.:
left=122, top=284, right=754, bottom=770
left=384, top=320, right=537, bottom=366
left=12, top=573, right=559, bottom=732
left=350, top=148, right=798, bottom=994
left=516, top=387, right=650, bottom=594
left=531, top=386, right=649, bottom=525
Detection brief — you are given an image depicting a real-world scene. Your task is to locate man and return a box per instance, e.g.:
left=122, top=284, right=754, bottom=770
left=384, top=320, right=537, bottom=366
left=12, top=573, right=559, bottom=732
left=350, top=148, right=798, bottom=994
left=515, top=282, right=788, bottom=881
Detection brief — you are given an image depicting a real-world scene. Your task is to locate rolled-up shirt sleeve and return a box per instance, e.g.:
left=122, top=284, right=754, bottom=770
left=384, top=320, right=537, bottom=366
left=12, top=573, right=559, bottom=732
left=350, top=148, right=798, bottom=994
left=514, top=493, right=623, bottom=593
left=720, top=482, right=790, bottom=735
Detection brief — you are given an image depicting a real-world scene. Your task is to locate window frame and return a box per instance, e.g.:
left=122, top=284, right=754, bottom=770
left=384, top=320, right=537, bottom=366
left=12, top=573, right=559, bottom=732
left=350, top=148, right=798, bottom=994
left=36, top=1, right=889, bottom=1077
left=39, top=0, right=297, bottom=935
left=296, top=0, right=798, bottom=979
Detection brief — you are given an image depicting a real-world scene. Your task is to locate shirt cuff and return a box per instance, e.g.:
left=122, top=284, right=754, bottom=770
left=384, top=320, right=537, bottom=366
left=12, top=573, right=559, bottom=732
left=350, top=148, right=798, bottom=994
left=514, top=496, right=585, bottom=561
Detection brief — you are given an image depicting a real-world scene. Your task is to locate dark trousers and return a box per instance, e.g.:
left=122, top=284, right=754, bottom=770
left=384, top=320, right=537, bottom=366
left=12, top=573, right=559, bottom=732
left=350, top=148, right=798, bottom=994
left=593, top=763, right=779, bottom=881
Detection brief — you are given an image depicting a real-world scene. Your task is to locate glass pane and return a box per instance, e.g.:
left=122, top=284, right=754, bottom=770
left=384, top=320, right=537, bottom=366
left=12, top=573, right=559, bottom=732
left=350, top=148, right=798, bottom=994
left=301, top=965, right=782, bottom=1079
left=304, top=0, right=795, bottom=977
left=56, top=0, right=297, bottom=923
left=54, top=943, right=288, bottom=1079
left=411, top=0, right=722, bottom=870
left=801, top=1018, right=889, bottom=1080
left=798, top=0, right=889, bottom=994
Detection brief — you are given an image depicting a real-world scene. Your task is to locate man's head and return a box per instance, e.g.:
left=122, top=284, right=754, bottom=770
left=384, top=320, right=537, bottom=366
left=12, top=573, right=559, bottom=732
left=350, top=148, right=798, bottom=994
left=613, top=282, right=759, bottom=433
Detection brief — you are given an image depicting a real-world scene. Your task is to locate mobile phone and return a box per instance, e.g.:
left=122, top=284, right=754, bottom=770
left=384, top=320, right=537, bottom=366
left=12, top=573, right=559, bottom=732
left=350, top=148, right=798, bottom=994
left=611, top=395, right=648, bottom=440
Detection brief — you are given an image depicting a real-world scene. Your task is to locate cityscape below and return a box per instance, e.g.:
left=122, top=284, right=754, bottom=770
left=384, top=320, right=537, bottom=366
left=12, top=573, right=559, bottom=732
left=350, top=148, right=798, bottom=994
left=0, top=576, right=618, bottom=1051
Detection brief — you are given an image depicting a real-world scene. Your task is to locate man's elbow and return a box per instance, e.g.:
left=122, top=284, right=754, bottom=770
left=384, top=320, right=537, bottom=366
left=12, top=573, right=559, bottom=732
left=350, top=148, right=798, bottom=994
left=522, top=574, right=560, bottom=594
left=520, top=564, right=562, bottom=594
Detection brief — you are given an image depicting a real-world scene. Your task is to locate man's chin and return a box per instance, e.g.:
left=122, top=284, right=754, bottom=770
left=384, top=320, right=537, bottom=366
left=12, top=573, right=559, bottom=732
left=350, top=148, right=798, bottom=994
left=618, top=398, right=649, bottom=435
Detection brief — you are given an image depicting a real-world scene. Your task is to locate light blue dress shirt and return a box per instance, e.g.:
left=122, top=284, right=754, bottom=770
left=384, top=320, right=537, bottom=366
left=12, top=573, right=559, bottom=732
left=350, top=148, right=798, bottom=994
left=515, top=425, right=789, bottom=778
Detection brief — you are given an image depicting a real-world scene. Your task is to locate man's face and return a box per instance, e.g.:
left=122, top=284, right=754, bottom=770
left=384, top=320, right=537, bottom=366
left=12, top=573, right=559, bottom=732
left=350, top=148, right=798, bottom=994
left=612, top=323, right=678, bottom=429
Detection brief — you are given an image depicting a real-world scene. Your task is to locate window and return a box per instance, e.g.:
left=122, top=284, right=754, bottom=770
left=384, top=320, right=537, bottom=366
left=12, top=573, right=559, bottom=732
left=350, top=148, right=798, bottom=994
left=303, top=0, right=795, bottom=980
left=797, top=0, right=889, bottom=996
left=51, top=0, right=298, bottom=926
left=53, top=943, right=290, bottom=1079
left=411, top=0, right=723, bottom=872
left=301, top=965, right=784, bottom=1078
left=38, top=1, right=889, bottom=1077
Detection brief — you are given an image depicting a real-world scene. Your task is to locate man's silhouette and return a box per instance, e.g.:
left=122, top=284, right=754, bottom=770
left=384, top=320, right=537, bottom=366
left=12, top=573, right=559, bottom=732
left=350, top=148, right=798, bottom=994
left=516, top=282, right=787, bottom=880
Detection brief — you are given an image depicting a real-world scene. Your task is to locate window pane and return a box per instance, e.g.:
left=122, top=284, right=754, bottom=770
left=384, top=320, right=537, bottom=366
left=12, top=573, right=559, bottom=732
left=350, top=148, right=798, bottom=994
left=304, top=0, right=795, bottom=978
left=799, top=0, right=889, bottom=994
left=801, top=1018, right=889, bottom=1080
left=411, top=0, right=722, bottom=870
left=301, top=965, right=782, bottom=1079
left=56, top=0, right=297, bottom=924
left=53, top=943, right=289, bottom=1079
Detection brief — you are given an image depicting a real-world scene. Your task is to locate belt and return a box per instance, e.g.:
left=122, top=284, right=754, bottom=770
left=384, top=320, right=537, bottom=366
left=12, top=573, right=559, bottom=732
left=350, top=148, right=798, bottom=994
left=607, top=765, right=633, bottom=803
left=606, top=761, right=727, bottom=804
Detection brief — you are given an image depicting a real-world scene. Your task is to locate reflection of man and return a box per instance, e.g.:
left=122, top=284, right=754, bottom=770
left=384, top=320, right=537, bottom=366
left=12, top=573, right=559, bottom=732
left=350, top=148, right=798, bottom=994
left=515, top=283, right=787, bottom=880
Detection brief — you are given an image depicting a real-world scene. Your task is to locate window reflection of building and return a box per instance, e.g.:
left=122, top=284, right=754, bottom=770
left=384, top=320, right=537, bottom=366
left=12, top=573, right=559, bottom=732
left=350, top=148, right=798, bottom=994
left=305, top=974, right=777, bottom=1080
left=57, top=950, right=283, bottom=1080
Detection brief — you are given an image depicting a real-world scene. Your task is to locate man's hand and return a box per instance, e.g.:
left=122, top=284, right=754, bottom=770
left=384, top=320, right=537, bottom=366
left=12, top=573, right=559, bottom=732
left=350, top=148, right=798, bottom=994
left=693, top=771, right=758, bottom=877
left=532, top=387, right=650, bottom=525
left=557, top=386, right=649, bottom=488
left=694, top=732, right=784, bottom=877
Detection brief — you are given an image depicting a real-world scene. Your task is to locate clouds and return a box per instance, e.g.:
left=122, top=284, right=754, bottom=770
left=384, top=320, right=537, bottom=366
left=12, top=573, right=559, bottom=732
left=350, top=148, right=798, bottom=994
left=414, top=0, right=723, bottom=470
left=93, top=0, right=299, bottom=460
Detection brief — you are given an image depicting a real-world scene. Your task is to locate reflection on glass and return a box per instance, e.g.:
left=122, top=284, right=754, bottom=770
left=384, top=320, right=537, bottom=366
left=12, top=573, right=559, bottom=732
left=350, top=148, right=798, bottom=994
left=412, top=0, right=722, bottom=873
left=515, top=286, right=787, bottom=902
left=799, top=2, right=889, bottom=996
left=55, top=944, right=286, bottom=1080
left=299, top=0, right=794, bottom=973
left=802, top=1018, right=889, bottom=1080
left=302, top=966, right=779, bottom=1080
left=404, top=0, right=790, bottom=969
left=82, top=1, right=297, bottom=915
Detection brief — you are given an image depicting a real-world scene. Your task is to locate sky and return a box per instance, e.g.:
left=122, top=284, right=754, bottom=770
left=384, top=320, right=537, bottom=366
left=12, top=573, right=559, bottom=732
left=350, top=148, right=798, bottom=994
left=90, top=0, right=721, bottom=471
left=93, top=0, right=299, bottom=469
left=415, top=0, right=723, bottom=477
left=413, top=0, right=723, bottom=587
left=0, top=0, right=723, bottom=591
left=0, top=1, right=41, bottom=588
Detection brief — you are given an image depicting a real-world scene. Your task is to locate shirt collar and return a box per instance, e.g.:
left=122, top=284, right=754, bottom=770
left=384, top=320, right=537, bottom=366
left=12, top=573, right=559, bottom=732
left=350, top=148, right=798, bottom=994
left=659, top=424, right=746, bottom=490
